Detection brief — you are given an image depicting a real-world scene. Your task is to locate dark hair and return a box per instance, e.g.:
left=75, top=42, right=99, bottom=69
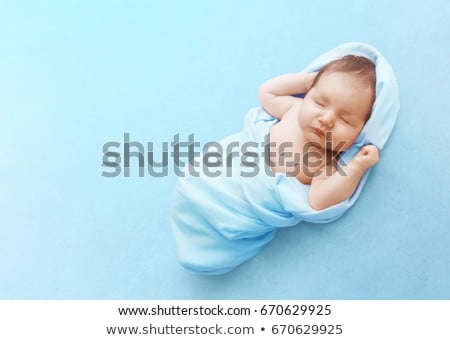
left=310, top=55, right=376, bottom=117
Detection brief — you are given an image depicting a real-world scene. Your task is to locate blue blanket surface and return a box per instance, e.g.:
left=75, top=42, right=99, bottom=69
left=171, top=42, right=400, bottom=275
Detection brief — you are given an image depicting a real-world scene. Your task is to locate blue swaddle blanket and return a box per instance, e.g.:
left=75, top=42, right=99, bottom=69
left=171, top=42, right=400, bottom=275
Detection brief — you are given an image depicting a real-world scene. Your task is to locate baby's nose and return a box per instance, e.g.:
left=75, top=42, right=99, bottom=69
left=319, top=112, right=334, bottom=128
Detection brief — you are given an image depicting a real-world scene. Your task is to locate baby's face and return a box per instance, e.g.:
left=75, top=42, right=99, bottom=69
left=299, top=71, right=374, bottom=152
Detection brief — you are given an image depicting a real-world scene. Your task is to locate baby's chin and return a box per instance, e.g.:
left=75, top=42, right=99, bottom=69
left=309, top=134, right=354, bottom=152
left=328, top=139, right=355, bottom=152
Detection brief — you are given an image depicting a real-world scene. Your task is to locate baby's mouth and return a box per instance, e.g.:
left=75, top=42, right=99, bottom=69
left=312, top=127, right=325, bottom=137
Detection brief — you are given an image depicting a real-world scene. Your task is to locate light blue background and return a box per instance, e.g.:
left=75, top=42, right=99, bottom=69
left=1, top=0, right=449, bottom=299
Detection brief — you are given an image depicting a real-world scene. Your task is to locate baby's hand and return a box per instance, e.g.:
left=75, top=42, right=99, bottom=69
left=352, top=145, right=379, bottom=171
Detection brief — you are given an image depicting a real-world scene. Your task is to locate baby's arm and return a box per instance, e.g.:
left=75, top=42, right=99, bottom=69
left=258, top=72, right=317, bottom=119
left=308, top=146, right=379, bottom=211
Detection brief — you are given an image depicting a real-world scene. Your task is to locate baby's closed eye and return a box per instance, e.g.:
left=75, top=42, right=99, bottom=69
left=339, top=115, right=350, bottom=124
left=314, top=99, right=325, bottom=108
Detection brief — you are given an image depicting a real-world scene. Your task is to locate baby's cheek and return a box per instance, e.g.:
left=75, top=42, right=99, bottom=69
left=297, top=107, right=311, bottom=126
left=334, top=130, right=356, bottom=151
left=297, top=111, right=305, bottom=127
left=345, top=125, right=361, bottom=139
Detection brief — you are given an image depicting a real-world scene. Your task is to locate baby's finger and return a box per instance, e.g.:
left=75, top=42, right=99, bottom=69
left=361, top=145, right=378, bottom=155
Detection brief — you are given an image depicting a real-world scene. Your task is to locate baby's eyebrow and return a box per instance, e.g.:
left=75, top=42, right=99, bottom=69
left=334, top=106, right=359, bottom=120
left=313, top=92, right=327, bottom=102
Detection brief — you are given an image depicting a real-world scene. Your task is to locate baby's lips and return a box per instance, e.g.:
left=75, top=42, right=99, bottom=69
left=312, top=127, right=325, bottom=137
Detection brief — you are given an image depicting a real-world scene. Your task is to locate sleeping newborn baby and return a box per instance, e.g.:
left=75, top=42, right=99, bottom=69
left=171, top=42, right=400, bottom=275
left=264, top=55, right=379, bottom=210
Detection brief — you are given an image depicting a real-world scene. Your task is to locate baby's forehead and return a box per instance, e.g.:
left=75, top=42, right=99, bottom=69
left=314, top=71, right=375, bottom=97
left=319, top=70, right=365, bottom=83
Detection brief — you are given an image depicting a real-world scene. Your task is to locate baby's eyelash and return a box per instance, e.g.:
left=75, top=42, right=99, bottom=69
left=314, top=99, right=324, bottom=107
left=340, top=116, right=350, bottom=124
